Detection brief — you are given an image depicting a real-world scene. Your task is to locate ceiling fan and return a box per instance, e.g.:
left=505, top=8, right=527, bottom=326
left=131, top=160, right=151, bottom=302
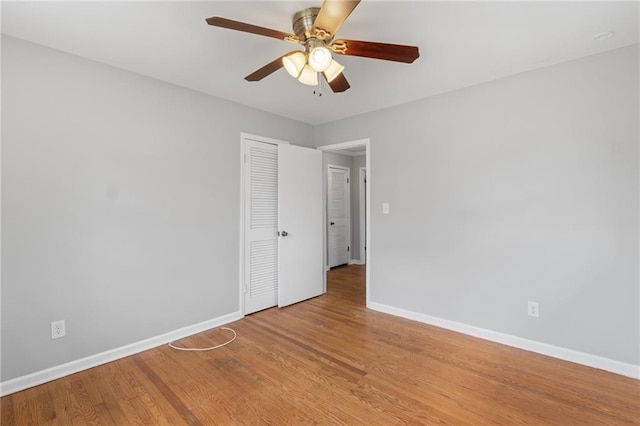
left=206, top=0, right=419, bottom=93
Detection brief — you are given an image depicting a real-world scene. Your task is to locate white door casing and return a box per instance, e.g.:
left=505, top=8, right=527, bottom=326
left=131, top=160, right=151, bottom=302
left=328, top=166, right=350, bottom=268
left=278, top=144, right=324, bottom=307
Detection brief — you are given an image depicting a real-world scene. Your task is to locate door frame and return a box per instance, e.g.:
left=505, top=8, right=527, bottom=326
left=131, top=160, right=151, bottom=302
left=316, top=138, right=371, bottom=307
left=327, top=164, right=351, bottom=268
left=239, top=133, right=290, bottom=315
left=359, top=167, right=366, bottom=264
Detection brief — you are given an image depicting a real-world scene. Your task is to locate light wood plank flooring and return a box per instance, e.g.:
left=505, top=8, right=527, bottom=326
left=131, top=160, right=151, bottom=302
left=2, top=265, right=639, bottom=424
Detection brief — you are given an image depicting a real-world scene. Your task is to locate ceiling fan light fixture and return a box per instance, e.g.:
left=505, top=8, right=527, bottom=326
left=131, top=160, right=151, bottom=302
left=298, top=64, right=319, bottom=86
left=323, top=59, right=345, bottom=83
left=283, top=51, right=306, bottom=78
left=207, top=0, right=420, bottom=93
left=307, top=41, right=332, bottom=72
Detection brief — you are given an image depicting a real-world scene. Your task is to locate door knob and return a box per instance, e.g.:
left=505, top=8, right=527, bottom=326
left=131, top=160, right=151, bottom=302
left=330, top=222, right=335, bottom=225
left=280, top=231, right=288, bottom=237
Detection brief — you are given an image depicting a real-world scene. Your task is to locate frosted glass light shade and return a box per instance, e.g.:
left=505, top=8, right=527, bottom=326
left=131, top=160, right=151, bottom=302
left=298, top=64, right=318, bottom=86
left=323, top=59, right=345, bottom=83
left=282, top=51, right=306, bottom=78
left=308, top=46, right=332, bottom=72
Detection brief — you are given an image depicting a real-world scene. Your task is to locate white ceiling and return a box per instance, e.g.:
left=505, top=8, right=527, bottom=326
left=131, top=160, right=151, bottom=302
left=2, top=1, right=638, bottom=125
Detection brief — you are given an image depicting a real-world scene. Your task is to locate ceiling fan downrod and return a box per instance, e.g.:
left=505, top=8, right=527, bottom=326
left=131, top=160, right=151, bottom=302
left=314, top=74, right=323, bottom=97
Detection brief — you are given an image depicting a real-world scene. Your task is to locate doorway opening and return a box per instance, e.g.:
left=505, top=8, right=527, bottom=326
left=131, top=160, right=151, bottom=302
left=317, top=138, right=370, bottom=307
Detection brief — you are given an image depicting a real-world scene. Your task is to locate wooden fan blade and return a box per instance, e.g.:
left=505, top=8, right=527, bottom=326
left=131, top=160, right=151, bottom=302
left=312, top=0, right=360, bottom=40
left=323, top=72, right=350, bottom=93
left=206, top=16, right=299, bottom=43
left=331, top=39, right=419, bottom=63
left=245, top=54, right=289, bottom=82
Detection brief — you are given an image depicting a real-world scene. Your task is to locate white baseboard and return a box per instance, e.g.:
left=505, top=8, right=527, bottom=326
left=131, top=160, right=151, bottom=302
left=0, top=311, right=243, bottom=396
left=348, top=259, right=364, bottom=265
left=367, top=302, right=639, bottom=380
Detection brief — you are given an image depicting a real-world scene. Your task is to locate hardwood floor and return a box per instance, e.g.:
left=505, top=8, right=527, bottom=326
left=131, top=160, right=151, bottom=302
left=2, top=264, right=639, bottom=424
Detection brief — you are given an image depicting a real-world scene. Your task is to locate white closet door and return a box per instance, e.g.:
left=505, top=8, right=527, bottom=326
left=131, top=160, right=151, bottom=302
left=244, top=140, right=278, bottom=314
left=328, top=167, right=350, bottom=268
left=278, top=144, right=323, bottom=308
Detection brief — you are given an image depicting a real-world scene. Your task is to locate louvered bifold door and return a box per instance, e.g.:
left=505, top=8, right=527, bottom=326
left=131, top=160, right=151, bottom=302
left=245, top=140, right=279, bottom=314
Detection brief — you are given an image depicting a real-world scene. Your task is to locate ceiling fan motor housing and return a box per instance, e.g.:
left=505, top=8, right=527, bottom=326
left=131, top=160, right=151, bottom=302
left=292, top=7, right=321, bottom=41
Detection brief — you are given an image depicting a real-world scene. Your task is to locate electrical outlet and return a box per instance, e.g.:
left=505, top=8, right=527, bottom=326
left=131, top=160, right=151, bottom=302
left=527, top=302, right=539, bottom=318
left=51, top=320, right=66, bottom=339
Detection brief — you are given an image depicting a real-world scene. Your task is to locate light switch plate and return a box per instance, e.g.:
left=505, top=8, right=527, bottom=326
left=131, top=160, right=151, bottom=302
left=382, top=203, right=390, bottom=214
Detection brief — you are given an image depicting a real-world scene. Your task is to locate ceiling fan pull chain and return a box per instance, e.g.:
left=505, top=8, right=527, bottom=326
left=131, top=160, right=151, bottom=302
left=314, top=72, right=323, bottom=97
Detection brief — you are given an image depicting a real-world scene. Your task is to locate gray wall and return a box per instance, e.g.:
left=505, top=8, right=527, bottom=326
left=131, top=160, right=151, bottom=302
left=315, top=45, right=639, bottom=365
left=3, top=34, right=638, bottom=383
left=1, top=36, right=314, bottom=381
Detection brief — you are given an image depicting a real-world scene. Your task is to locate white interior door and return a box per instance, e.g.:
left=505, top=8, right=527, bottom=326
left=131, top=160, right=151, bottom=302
left=244, top=140, right=279, bottom=314
left=328, top=166, right=350, bottom=268
left=278, top=144, right=323, bottom=307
